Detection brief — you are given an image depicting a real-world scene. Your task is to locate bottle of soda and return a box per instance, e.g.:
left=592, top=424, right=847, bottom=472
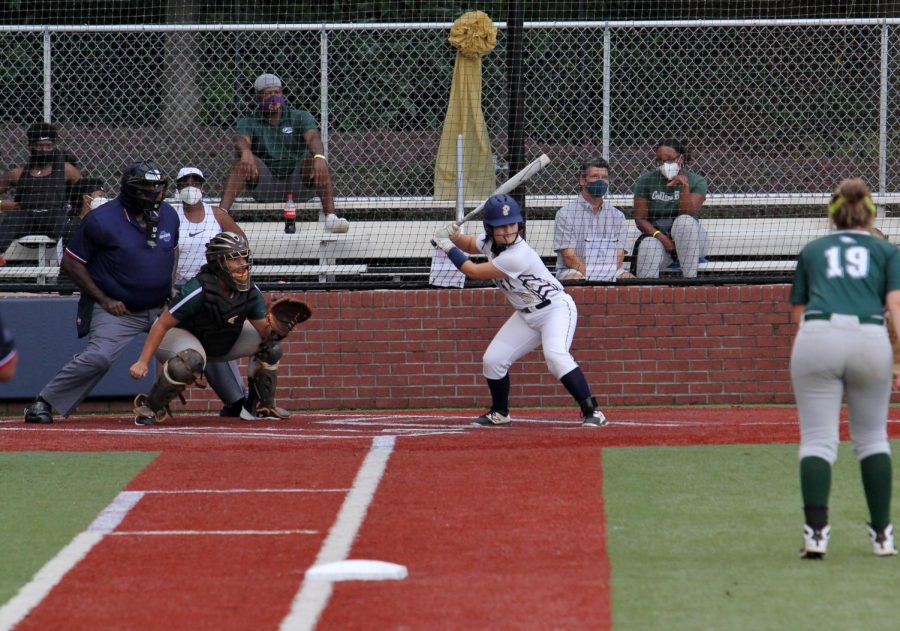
left=283, top=193, right=296, bottom=234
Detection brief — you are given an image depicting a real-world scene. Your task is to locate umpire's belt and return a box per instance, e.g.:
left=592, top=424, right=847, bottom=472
left=803, top=312, right=884, bottom=325
left=519, top=299, right=551, bottom=314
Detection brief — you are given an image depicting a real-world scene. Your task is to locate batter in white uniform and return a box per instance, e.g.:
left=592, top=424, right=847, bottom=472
left=432, top=194, right=608, bottom=427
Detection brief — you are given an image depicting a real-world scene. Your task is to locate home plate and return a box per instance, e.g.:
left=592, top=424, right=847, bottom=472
left=305, top=559, right=408, bottom=581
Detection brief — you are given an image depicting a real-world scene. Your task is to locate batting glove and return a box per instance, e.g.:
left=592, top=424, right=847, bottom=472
left=433, top=222, right=461, bottom=240
left=432, top=237, right=455, bottom=253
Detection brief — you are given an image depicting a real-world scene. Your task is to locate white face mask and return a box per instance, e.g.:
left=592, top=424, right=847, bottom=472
left=659, top=162, right=681, bottom=180
left=179, top=186, right=203, bottom=205
left=89, top=196, right=109, bottom=210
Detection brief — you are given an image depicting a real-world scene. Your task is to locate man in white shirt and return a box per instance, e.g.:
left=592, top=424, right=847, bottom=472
left=553, top=157, right=633, bottom=281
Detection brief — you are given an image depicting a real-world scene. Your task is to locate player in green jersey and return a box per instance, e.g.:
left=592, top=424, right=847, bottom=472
left=790, top=177, right=900, bottom=559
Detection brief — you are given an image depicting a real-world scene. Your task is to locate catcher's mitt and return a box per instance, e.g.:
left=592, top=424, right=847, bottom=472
left=266, top=297, right=312, bottom=338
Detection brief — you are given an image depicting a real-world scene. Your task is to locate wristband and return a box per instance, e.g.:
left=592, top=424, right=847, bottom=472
left=651, top=230, right=661, bottom=238
left=446, top=246, right=469, bottom=270
left=313, top=154, right=327, bottom=161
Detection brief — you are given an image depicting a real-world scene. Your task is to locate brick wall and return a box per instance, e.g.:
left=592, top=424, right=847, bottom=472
left=4, top=284, right=804, bottom=417
left=173, top=282, right=798, bottom=413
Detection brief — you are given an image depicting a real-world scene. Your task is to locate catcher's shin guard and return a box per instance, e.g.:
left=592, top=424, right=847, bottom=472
left=246, top=371, right=290, bottom=420
left=134, top=350, right=204, bottom=425
left=246, top=344, right=289, bottom=420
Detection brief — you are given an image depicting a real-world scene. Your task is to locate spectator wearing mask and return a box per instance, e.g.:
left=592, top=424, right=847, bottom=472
left=219, top=73, right=349, bottom=233
left=631, top=139, right=709, bottom=279
left=0, top=122, right=82, bottom=263
left=172, top=165, right=249, bottom=418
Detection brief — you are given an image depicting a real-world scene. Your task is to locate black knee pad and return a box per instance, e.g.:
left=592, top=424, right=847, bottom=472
left=166, top=349, right=205, bottom=384
left=253, top=339, right=283, bottom=367
left=144, top=350, right=204, bottom=414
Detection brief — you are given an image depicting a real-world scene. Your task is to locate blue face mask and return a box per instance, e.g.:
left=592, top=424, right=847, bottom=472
left=584, top=179, right=608, bottom=198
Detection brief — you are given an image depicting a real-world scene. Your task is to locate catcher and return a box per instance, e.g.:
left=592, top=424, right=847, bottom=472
left=128, top=231, right=311, bottom=425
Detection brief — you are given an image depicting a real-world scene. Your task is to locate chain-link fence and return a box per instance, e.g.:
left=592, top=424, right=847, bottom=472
left=1, top=18, right=899, bottom=289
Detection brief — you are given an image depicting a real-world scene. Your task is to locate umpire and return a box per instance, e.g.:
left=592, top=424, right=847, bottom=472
left=24, top=161, right=179, bottom=424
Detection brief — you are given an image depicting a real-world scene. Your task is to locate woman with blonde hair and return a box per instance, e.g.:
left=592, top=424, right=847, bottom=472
left=790, top=177, right=900, bottom=559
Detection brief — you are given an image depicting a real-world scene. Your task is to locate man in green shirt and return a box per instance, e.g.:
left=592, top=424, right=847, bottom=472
left=220, top=74, right=349, bottom=233
left=631, top=139, right=708, bottom=278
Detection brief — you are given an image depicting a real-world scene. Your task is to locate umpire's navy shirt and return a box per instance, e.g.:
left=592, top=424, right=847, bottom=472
left=65, top=198, right=179, bottom=312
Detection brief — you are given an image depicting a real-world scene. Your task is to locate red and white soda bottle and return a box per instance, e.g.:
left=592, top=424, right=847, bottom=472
left=283, top=193, right=296, bottom=234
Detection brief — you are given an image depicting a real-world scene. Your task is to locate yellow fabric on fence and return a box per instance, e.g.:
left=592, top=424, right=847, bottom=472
left=433, top=11, right=498, bottom=202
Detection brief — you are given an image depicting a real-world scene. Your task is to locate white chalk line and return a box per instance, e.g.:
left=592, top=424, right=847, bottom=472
left=280, top=435, right=396, bottom=631
left=110, top=529, right=318, bottom=536
left=140, top=488, right=349, bottom=494
left=0, top=483, right=366, bottom=627
left=0, top=490, right=144, bottom=630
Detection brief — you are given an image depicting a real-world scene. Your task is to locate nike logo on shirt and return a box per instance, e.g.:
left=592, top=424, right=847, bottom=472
left=189, top=231, right=203, bottom=237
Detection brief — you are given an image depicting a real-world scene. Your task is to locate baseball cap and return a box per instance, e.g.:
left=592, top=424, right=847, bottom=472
left=175, top=166, right=205, bottom=182
left=26, top=122, right=58, bottom=143
left=254, top=73, right=283, bottom=92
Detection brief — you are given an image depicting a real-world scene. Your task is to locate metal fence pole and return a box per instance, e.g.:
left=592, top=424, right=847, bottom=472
left=879, top=22, right=890, bottom=200
left=320, top=26, right=329, bottom=156
left=42, top=28, right=51, bottom=123
left=602, top=26, right=611, bottom=162
left=456, top=134, right=465, bottom=223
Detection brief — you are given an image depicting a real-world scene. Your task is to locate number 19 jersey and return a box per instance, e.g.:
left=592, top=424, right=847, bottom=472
left=791, top=230, right=900, bottom=316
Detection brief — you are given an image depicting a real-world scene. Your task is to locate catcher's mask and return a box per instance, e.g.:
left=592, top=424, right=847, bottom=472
left=206, top=231, right=252, bottom=291
left=482, top=194, right=525, bottom=255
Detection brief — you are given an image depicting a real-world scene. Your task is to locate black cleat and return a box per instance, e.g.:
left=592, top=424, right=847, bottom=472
left=24, top=399, right=53, bottom=424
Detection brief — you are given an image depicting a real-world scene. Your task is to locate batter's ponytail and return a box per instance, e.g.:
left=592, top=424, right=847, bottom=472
left=828, top=177, right=876, bottom=230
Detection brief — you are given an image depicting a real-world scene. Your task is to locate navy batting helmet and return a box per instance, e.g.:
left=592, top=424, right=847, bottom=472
left=482, top=194, right=525, bottom=254
left=206, top=231, right=252, bottom=291
left=119, top=161, right=168, bottom=215
left=482, top=194, right=523, bottom=228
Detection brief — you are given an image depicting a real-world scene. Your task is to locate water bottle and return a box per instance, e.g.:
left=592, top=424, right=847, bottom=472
left=283, top=194, right=296, bottom=234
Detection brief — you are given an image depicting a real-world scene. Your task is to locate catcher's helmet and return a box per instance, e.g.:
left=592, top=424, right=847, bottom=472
left=482, top=194, right=525, bottom=254
left=119, top=161, right=168, bottom=215
left=206, top=231, right=252, bottom=291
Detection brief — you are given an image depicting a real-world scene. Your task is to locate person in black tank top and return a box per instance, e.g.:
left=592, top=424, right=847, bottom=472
left=0, top=122, right=82, bottom=260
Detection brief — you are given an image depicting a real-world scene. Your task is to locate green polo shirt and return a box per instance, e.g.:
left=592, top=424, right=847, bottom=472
left=236, top=108, right=319, bottom=179
left=633, top=169, right=709, bottom=224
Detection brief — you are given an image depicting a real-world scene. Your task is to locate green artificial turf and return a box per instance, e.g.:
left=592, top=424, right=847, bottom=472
left=0, top=451, right=157, bottom=605
left=604, top=442, right=900, bottom=631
